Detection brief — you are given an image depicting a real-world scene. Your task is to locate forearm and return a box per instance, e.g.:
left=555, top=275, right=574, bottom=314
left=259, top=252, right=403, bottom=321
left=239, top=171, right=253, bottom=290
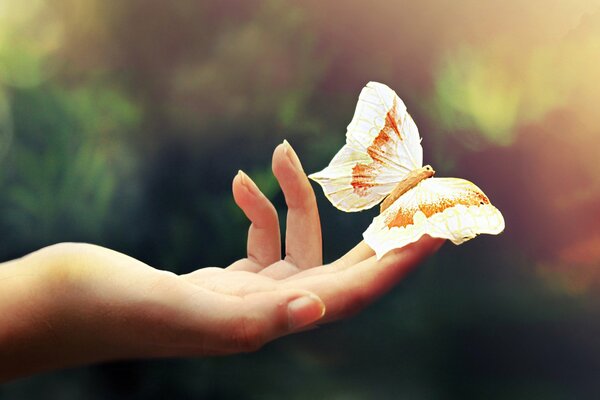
left=0, top=245, right=140, bottom=381
left=0, top=244, right=192, bottom=382
left=0, top=248, right=64, bottom=381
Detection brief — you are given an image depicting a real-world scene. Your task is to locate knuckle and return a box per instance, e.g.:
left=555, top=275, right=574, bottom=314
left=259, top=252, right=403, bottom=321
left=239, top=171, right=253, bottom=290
left=253, top=203, right=279, bottom=230
left=283, top=183, right=317, bottom=210
left=292, top=193, right=317, bottom=210
left=266, top=203, right=279, bottom=221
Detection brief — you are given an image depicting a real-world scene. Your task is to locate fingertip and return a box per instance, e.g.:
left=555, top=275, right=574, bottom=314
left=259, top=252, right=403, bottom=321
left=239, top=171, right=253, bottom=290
left=232, top=169, right=242, bottom=190
left=234, top=170, right=263, bottom=200
left=272, top=142, right=314, bottom=207
left=272, top=142, right=288, bottom=171
left=287, top=292, right=326, bottom=330
left=233, top=171, right=272, bottom=225
left=237, top=169, right=247, bottom=185
left=282, top=139, right=304, bottom=172
left=272, top=140, right=305, bottom=176
left=232, top=170, right=248, bottom=206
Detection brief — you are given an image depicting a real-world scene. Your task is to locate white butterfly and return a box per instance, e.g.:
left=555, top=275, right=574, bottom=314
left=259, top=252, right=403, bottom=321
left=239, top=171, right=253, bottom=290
left=309, top=82, right=505, bottom=259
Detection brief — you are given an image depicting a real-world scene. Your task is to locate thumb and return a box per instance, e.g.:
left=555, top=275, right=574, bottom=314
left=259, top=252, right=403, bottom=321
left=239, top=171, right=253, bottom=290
left=223, top=290, right=325, bottom=353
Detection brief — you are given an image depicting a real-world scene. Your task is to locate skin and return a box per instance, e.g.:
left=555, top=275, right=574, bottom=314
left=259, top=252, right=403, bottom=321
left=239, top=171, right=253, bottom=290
left=0, top=141, right=444, bottom=382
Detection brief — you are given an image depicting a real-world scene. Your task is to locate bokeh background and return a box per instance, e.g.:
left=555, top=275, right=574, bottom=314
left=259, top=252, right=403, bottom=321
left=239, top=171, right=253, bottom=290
left=1, top=0, right=600, bottom=398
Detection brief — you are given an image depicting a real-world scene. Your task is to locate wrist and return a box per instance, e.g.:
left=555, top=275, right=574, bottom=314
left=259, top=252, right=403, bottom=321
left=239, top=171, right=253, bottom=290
left=26, top=243, right=153, bottom=364
left=0, top=243, right=132, bottom=380
left=34, top=243, right=182, bottom=360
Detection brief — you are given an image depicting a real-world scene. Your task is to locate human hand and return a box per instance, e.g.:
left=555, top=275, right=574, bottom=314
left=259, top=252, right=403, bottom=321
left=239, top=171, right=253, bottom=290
left=0, top=142, right=443, bottom=381
left=218, top=140, right=444, bottom=327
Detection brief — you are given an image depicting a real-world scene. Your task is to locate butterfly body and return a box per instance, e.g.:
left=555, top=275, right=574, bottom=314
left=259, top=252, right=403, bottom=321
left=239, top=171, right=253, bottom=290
left=309, top=82, right=505, bottom=259
left=380, top=165, right=435, bottom=212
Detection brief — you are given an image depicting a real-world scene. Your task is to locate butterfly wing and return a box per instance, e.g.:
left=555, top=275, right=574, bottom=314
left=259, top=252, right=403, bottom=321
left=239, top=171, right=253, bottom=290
left=309, top=82, right=423, bottom=212
left=364, top=177, right=505, bottom=259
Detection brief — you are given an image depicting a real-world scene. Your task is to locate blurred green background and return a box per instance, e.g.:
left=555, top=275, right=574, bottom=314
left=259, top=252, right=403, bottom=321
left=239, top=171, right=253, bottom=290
left=2, top=0, right=600, bottom=398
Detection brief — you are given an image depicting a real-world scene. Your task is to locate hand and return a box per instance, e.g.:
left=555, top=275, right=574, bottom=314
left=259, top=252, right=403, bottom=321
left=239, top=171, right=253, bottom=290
left=0, top=141, right=443, bottom=382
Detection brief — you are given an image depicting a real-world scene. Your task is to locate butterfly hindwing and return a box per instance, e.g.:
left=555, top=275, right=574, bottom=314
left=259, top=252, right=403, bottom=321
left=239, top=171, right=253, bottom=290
left=364, top=177, right=505, bottom=259
left=309, top=82, right=423, bottom=212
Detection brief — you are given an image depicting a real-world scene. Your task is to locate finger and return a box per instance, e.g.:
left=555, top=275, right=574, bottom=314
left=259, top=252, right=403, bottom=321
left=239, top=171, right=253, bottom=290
left=336, top=241, right=374, bottom=268
left=272, top=140, right=322, bottom=269
left=214, top=290, right=326, bottom=354
left=231, top=170, right=281, bottom=267
left=281, top=236, right=444, bottom=323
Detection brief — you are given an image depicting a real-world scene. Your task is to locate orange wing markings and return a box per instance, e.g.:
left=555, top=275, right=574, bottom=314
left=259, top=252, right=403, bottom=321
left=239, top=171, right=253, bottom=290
left=367, top=130, right=393, bottom=162
left=350, top=163, right=379, bottom=196
left=385, top=187, right=490, bottom=228
left=420, top=189, right=489, bottom=218
left=385, top=207, right=416, bottom=228
left=366, top=97, right=402, bottom=163
left=350, top=98, right=402, bottom=197
left=384, top=98, right=403, bottom=141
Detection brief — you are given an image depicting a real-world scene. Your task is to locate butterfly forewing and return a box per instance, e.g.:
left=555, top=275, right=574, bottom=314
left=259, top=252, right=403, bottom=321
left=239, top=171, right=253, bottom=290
left=364, top=177, right=505, bottom=259
left=309, top=82, right=423, bottom=212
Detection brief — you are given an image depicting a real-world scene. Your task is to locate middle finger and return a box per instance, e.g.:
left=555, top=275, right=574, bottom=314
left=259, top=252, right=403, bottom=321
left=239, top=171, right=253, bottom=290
left=272, top=140, right=322, bottom=269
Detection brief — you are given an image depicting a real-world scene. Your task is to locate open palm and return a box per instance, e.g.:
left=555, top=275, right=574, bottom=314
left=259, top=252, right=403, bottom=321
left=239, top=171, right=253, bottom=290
left=173, top=141, right=443, bottom=353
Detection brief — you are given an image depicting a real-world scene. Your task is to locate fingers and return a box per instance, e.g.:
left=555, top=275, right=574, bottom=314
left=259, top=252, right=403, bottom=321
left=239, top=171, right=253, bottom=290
left=281, top=236, right=444, bottom=323
left=213, top=290, right=325, bottom=354
left=231, top=170, right=281, bottom=268
left=272, top=140, right=322, bottom=269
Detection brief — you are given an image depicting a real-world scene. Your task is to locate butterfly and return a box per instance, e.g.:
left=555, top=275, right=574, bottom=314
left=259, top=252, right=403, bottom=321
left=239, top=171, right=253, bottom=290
left=309, top=81, right=505, bottom=259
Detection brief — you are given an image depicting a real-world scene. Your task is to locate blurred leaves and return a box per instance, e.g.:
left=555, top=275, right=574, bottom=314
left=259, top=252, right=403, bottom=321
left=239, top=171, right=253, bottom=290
left=433, top=47, right=521, bottom=147
left=0, top=84, right=140, bottom=253
left=166, top=0, right=324, bottom=135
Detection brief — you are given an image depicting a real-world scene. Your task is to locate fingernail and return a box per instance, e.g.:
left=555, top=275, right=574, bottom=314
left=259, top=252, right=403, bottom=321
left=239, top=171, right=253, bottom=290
left=287, top=294, right=325, bottom=330
left=237, top=170, right=260, bottom=196
left=282, top=139, right=304, bottom=172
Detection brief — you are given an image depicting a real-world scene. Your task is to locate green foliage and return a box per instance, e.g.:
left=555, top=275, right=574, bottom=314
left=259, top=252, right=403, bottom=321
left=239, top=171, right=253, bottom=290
left=0, top=84, right=140, bottom=253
